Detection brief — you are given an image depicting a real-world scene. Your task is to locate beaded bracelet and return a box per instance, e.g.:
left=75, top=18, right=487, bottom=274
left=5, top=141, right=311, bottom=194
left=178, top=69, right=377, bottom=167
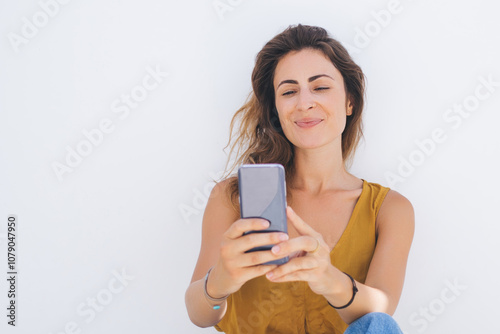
left=204, top=267, right=229, bottom=310
left=327, top=272, right=358, bottom=309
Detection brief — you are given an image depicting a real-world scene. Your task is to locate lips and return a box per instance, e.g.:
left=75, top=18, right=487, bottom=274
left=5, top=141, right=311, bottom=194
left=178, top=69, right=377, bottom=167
left=295, top=119, right=323, bottom=128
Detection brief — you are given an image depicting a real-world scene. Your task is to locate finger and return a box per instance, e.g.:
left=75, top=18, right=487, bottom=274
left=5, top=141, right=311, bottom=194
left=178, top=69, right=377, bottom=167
left=270, top=235, right=321, bottom=257
left=286, top=206, right=321, bottom=237
left=224, top=218, right=270, bottom=239
left=234, top=231, right=289, bottom=254
left=239, top=249, right=288, bottom=267
left=266, top=269, right=315, bottom=283
left=242, top=264, right=278, bottom=282
left=266, top=257, right=319, bottom=281
left=287, top=250, right=306, bottom=260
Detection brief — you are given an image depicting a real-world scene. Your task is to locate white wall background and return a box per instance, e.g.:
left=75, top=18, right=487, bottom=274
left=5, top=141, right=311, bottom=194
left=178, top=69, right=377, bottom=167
left=1, top=0, right=499, bottom=333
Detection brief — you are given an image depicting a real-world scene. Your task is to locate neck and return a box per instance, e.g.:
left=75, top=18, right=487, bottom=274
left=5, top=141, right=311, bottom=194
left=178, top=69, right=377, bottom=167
left=291, top=139, right=353, bottom=195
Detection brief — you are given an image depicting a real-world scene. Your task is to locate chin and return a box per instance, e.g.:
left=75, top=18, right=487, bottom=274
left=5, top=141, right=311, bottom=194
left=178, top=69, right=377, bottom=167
left=288, top=134, right=339, bottom=151
left=292, top=140, right=327, bottom=150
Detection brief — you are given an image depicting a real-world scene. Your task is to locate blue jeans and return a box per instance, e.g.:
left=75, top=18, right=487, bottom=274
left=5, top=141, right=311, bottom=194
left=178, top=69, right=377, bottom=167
left=344, top=312, right=403, bottom=334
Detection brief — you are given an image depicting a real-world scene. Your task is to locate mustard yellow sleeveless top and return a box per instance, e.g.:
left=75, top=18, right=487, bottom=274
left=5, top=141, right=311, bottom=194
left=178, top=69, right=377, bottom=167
left=214, top=179, right=390, bottom=334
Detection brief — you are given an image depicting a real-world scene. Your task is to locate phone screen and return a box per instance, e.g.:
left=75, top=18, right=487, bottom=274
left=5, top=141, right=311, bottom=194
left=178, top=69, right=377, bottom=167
left=238, top=164, right=289, bottom=265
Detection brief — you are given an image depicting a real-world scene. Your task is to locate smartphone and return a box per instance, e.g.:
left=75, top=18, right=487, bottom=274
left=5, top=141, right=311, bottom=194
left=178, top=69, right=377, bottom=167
left=238, top=163, right=289, bottom=265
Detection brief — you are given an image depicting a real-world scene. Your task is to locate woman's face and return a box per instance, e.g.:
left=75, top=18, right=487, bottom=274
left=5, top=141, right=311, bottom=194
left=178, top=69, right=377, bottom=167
left=273, top=48, right=352, bottom=150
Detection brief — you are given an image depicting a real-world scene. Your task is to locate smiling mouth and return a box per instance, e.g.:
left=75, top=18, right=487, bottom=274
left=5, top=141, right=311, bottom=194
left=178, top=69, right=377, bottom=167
left=295, top=120, right=323, bottom=128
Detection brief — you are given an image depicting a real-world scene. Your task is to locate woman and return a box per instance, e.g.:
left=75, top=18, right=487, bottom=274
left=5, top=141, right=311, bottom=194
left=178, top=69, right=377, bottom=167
left=185, top=24, right=414, bottom=333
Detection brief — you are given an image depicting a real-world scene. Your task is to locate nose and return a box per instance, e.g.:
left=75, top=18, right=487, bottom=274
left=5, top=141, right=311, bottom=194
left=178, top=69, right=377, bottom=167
left=296, top=89, right=316, bottom=111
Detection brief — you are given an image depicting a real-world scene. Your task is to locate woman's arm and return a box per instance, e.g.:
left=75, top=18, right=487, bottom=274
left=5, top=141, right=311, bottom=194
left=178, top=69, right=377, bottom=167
left=325, top=189, right=415, bottom=323
left=184, top=180, right=235, bottom=327
left=185, top=179, right=283, bottom=327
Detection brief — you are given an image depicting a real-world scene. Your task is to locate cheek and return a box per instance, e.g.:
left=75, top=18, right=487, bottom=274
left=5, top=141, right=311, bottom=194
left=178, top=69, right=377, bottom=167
left=325, top=91, right=346, bottom=107
left=275, top=102, right=294, bottom=120
left=276, top=97, right=293, bottom=111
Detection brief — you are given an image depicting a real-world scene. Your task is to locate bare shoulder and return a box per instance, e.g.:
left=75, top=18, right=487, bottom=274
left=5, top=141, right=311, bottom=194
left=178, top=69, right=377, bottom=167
left=206, top=177, right=239, bottom=217
left=376, top=189, right=415, bottom=235
left=203, top=176, right=240, bottom=232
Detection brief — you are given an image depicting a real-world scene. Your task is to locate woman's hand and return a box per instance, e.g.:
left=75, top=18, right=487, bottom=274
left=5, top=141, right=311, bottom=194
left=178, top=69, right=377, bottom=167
left=264, top=206, right=337, bottom=296
left=206, top=218, right=290, bottom=298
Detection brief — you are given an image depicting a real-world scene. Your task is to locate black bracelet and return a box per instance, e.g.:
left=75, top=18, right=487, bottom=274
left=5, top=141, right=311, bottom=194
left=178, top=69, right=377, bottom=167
left=327, top=272, right=358, bottom=309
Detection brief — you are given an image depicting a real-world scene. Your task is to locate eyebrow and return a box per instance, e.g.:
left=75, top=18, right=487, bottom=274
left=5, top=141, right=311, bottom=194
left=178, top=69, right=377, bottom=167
left=276, top=74, right=334, bottom=89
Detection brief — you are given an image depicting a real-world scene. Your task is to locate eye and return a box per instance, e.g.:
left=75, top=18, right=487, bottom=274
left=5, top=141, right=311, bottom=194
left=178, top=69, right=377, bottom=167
left=281, top=87, right=329, bottom=96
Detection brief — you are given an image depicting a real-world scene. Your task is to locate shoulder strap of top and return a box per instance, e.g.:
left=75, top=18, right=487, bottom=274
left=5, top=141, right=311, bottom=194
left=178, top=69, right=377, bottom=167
left=365, top=179, right=391, bottom=220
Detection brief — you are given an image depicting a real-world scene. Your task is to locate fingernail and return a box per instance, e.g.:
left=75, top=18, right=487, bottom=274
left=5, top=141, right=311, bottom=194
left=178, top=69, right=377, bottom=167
left=261, top=220, right=269, bottom=227
left=279, top=234, right=288, bottom=241
left=266, top=271, right=274, bottom=278
left=272, top=245, right=280, bottom=254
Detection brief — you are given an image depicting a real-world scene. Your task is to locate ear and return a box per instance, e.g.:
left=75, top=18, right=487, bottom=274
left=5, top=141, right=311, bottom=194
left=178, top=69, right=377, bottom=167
left=346, top=99, right=353, bottom=116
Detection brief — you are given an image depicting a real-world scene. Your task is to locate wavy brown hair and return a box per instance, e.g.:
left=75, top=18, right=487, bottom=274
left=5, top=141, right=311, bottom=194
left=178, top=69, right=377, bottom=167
left=218, top=24, right=366, bottom=213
